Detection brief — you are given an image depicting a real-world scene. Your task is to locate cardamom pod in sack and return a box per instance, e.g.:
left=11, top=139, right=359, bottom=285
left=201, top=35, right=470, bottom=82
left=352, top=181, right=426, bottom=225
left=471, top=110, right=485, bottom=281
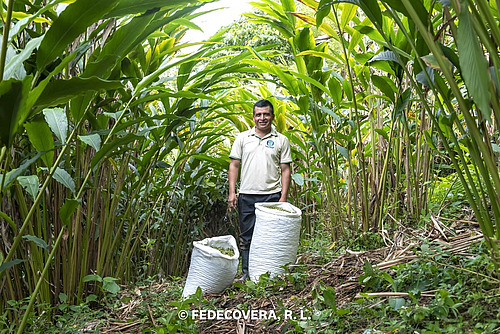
left=182, top=235, right=239, bottom=297
left=248, top=202, right=302, bottom=282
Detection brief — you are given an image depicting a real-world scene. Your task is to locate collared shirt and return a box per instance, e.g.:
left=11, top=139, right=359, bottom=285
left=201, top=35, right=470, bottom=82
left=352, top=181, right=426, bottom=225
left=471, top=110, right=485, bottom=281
left=229, top=126, right=292, bottom=195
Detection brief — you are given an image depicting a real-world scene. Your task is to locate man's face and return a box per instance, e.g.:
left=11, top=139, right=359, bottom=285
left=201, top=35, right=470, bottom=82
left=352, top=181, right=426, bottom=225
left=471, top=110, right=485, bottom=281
left=253, top=106, right=274, bottom=133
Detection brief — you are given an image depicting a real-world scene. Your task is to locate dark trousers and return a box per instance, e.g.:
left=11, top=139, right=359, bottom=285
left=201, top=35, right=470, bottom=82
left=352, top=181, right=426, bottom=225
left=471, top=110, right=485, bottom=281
left=238, top=192, right=281, bottom=252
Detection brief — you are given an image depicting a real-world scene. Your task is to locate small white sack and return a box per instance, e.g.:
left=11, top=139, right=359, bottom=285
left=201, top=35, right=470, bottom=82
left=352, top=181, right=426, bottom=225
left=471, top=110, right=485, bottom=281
left=249, top=202, right=302, bottom=282
left=182, top=235, right=239, bottom=297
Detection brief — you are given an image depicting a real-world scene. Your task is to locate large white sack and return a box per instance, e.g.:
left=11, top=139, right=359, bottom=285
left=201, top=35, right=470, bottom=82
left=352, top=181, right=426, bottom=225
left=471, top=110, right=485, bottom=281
left=182, top=235, right=239, bottom=297
left=249, top=202, right=302, bottom=282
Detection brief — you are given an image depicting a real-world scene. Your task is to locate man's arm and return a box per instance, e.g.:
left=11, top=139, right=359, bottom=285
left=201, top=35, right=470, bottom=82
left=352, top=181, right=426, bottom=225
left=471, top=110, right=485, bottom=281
left=228, top=159, right=240, bottom=209
left=279, top=163, right=291, bottom=202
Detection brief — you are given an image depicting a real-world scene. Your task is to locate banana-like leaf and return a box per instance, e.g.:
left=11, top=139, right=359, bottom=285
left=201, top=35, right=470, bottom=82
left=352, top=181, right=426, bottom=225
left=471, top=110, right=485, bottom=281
left=91, top=134, right=144, bottom=169
left=0, top=77, right=32, bottom=148
left=457, top=0, right=492, bottom=120
left=104, top=0, right=200, bottom=18
left=36, top=0, right=120, bottom=70
left=36, top=77, right=124, bottom=108
left=24, top=118, right=55, bottom=168
left=43, top=108, right=68, bottom=144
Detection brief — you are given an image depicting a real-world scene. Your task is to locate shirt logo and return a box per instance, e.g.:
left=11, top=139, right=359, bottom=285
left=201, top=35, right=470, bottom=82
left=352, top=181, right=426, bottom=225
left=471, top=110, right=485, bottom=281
left=265, top=140, right=275, bottom=148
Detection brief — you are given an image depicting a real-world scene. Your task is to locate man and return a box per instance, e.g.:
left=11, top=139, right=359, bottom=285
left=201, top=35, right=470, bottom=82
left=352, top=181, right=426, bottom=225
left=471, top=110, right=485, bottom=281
left=228, top=99, right=292, bottom=281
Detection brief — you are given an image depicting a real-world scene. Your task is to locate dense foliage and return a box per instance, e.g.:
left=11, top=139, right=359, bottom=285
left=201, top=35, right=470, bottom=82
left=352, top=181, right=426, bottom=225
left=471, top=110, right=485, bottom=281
left=1, top=0, right=499, bottom=332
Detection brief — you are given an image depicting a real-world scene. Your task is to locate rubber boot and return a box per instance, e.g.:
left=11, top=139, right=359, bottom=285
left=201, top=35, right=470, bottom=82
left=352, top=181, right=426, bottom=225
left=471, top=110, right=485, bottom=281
left=240, top=249, right=249, bottom=281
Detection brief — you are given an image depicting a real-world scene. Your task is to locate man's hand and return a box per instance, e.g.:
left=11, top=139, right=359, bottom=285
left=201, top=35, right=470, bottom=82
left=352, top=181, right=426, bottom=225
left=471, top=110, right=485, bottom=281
left=228, top=193, right=237, bottom=210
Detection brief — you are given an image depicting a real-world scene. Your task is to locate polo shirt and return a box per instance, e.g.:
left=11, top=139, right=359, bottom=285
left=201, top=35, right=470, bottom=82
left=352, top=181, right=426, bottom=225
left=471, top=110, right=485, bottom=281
left=229, top=126, right=292, bottom=195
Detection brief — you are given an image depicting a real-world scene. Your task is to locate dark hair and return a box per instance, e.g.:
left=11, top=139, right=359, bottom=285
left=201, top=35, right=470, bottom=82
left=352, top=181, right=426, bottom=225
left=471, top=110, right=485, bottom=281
left=253, top=99, right=274, bottom=115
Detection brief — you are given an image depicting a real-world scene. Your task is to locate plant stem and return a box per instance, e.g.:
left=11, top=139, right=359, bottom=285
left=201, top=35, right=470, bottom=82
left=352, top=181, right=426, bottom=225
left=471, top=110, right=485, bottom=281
left=0, top=0, right=14, bottom=82
left=16, top=226, right=66, bottom=334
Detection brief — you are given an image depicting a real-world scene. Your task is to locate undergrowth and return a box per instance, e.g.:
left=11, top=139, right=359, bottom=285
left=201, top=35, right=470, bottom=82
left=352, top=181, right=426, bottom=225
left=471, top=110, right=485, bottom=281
left=11, top=236, right=499, bottom=334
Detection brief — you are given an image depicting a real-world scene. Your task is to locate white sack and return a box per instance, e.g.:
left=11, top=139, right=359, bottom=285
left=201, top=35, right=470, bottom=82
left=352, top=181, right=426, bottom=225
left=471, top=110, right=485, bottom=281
left=182, top=235, right=239, bottom=297
left=249, top=202, right=302, bottom=282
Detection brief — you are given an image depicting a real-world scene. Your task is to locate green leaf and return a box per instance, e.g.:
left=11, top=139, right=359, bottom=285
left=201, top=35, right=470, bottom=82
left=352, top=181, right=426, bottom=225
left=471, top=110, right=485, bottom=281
left=59, top=198, right=81, bottom=226
left=43, top=108, right=68, bottom=144
left=457, top=0, right=492, bottom=120
left=374, top=128, right=389, bottom=141
left=24, top=118, right=55, bottom=168
left=78, top=133, right=101, bottom=151
left=316, top=0, right=332, bottom=26
left=0, top=259, right=26, bottom=273
left=291, top=173, right=305, bottom=186
left=0, top=77, right=32, bottom=148
left=104, top=0, right=197, bottom=18
left=36, top=0, right=120, bottom=70
left=83, top=274, right=102, bottom=283
left=389, top=297, right=407, bottom=310
left=102, top=277, right=121, bottom=294
left=3, top=37, right=42, bottom=80
left=17, top=175, right=40, bottom=201
left=358, top=0, right=382, bottom=29
left=36, top=77, right=124, bottom=108
left=91, top=134, right=144, bottom=169
left=0, top=153, right=42, bottom=192
left=52, top=167, right=76, bottom=194
left=371, top=75, right=396, bottom=103
left=323, top=286, right=337, bottom=310
left=22, top=235, right=48, bottom=251
left=336, top=145, right=349, bottom=159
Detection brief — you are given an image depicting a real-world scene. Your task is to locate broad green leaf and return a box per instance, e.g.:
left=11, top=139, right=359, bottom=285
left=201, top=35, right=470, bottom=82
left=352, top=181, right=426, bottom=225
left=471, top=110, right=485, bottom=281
left=395, top=89, right=412, bottom=118
left=316, top=0, right=332, bottom=26
left=0, top=153, right=42, bottom=191
left=52, top=167, right=75, bottom=194
left=59, top=198, right=81, bottom=226
left=336, top=145, right=349, bottom=159
left=416, top=67, right=435, bottom=87
left=24, top=118, right=55, bottom=168
left=357, top=0, right=382, bottom=29
left=17, top=175, right=40, bottom=201
left=0, top=259, right=26, bottom=273
left=340, top=3, right=357, bottom=30
left=0, top=76, right=32, bottom=148
left=323, top=286, right=337, bottom=310
left=78, top=134, right=102, bottom=151
left=389, top=298, right=406, bottom=310
left=43, top=108, right=68, bottom=144
left=36, top=0, right=120, bottom=70
left=374, top=128, right=389, bottom=141
left=3, top=37, right=42, bottom=80
left=457, top=0, right=492, bottom=120
left=36, top=77, right=124, bottom=108
left=370, top=50, right=400, bottom=64
left=342, top=79, right=353, bottom=101
left=22, top=235, right=48, bottom=251
left=91, top=134, right=144, bottom=169
left=104, top=0, right=198, bottom=18
left=371, top=75, right=396, bottom=103
left=102, top=277, right=121, bottom=294
left=291, top=173, right=305, bottom=186
left=83, top=274, right=103, bottom=283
